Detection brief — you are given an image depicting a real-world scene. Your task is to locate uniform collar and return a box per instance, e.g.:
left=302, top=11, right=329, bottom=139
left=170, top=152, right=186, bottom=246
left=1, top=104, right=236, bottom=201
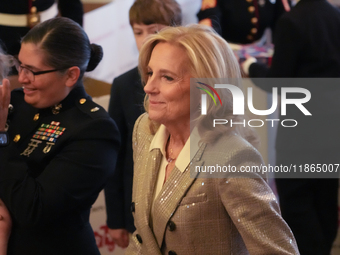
left=36, top=83, right=89, bottom=116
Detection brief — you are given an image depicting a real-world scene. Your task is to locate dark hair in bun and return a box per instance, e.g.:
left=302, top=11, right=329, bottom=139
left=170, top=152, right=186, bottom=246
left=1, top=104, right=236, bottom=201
left=22, top=17, right=103, bottom=80
left=86, top=44, right=103, bottom=72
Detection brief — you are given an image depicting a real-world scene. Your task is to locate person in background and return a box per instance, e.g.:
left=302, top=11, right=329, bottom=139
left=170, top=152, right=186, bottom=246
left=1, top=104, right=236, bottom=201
left=0, top=0, right=84, bottom=92
left=125, top=24, right=299, bottom=255
left=0, top=17, right=120, bottom=255
left=242, top=0, right=340, bottom=253
left=104, top=0, right=182, bottom=248
left=0, top=0, right=83, bottom=57
left=197, top=0, right=291, bottom=46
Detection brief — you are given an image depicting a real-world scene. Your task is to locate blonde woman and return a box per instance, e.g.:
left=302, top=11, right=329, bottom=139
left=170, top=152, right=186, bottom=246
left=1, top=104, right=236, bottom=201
left=126, top=24, right=299, bottom=255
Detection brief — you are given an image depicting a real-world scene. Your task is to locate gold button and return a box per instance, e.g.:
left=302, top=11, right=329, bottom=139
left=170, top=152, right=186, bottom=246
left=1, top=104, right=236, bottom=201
left=33, top=113, right=39, bottom=121
left=251, top=17, right=258, bottom=24
left=248, top=6, right=255, bottom=12
left=251, top=28, right=258, bottom=34
left=30, top=16, right=38, bottom=23
left=30, top=6, right=37, bottom=14
left=13, top=135, right=21, bottom=143
left=246, top=0, right=252, bottom=2
left=79, top=98, right=86, bottom=104
left=247, top=35, right=254, bottom=41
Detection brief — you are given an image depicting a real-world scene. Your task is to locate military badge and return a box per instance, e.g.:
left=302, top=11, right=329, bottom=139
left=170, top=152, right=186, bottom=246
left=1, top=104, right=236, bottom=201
left=21, top=121, right=66, bottom=156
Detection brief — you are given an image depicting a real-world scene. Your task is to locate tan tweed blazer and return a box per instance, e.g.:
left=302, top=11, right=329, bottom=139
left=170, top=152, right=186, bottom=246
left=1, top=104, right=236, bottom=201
left=125, top=113, right=299, bottom=255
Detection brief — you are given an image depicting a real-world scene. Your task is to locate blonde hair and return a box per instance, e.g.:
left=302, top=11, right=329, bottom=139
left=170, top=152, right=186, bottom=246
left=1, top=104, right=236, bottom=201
left=139, top=24, right=258, bottom=146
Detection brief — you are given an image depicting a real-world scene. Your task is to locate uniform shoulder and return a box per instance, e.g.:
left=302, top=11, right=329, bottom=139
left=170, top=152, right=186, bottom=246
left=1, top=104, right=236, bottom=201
left=75, top=97, right=111, bottom=120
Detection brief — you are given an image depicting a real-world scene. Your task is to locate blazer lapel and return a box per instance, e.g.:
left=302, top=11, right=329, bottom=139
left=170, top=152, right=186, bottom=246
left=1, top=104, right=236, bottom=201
left=151, top=142, right=206, bottom=247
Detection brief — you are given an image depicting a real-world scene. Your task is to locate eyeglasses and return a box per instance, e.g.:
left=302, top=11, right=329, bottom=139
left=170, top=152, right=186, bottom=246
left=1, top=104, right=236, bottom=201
left=16, top=65, right=66, bottom=82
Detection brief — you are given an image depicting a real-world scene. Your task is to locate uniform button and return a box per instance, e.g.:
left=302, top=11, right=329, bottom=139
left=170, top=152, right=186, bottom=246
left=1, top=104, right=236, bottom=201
left=168, top=251, right=177, bottom=255
left=136, top=234, right=143, bottom=244
left=247, top=35, right=254, bottom=41
left=251, top=17, right=258, bottom=24
left=8, top=104, right=14, bottom=114
left=167, top=221, right=176, bottom=231
left=246, top=0, right=252, bottom=2
left=251, top=28, right=257, bottom=34
left=79, top=98, right=86, bottom=104
left=131, top=202, right=135, bottom=213
left=13, top=134, right=21, bottom=142
left=248, top=6, right=255, bottom=12
left=33, top=113, right=39, bottom=121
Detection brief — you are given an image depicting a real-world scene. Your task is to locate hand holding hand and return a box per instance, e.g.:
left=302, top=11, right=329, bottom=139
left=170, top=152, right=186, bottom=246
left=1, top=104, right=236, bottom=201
left=108, top=228, right=130, bottom=248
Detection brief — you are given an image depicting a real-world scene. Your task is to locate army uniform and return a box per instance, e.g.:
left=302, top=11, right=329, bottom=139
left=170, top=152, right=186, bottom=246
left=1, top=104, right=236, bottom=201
left=197, top=0, right=288, bottom=44
left=0, top=84, right=120, bottom=255
left=0, top=0, right=83, bottom=56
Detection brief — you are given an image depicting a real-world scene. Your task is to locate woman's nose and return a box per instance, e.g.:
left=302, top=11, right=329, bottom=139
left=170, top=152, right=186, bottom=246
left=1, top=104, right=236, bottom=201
left=144, top=76, right=158, bottom=94
left=17, top=71, right=29, bottom=83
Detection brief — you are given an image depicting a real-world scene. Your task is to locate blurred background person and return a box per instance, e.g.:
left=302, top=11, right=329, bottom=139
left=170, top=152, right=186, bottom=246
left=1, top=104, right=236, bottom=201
left=0, top=17, right=120, bottom=255
left=0, top=0, right=84, bottom=91
left=104, top=0, right=182, bottom=248
left=197, top=0, right=291, bottom=47
left=0, top=0, right=83, bottom=57
left=125, top=24, right=299, bottom=255
left=242, top=0, right=340, bottom=254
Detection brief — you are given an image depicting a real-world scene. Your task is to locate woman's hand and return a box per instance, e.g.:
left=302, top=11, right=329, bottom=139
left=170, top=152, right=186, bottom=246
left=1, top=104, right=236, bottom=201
left=0, top=199, right=12, bottom=255
left=108, top=228, right=130, bottom=248
left=0, top=79, right=11, bottom=131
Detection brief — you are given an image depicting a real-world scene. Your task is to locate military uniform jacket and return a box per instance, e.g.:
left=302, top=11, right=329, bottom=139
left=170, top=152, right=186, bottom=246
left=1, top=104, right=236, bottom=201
left=248, top=0, right=340, bottom=152
left=0, top=0, right=83, bottom=55
left=125, top=113, right=299, bottom=255
left=0, top=85, right=120, bottom=255
left=197, top=0, right=288, bottom=44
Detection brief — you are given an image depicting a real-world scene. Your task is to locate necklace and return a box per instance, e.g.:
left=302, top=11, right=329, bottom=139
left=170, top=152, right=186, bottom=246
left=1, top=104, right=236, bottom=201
left=167, top=136, right=176, bottom=163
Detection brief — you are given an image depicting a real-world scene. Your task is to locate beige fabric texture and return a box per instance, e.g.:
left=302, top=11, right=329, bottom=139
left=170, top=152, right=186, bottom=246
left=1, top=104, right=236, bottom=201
left=125, top=113, right=299, bottom=255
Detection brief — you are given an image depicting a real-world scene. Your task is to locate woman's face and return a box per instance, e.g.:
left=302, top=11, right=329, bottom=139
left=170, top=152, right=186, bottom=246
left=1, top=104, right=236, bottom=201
left=144, top=42, right=192, bottom=126
left=17, top=43, right=72, bottom=109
